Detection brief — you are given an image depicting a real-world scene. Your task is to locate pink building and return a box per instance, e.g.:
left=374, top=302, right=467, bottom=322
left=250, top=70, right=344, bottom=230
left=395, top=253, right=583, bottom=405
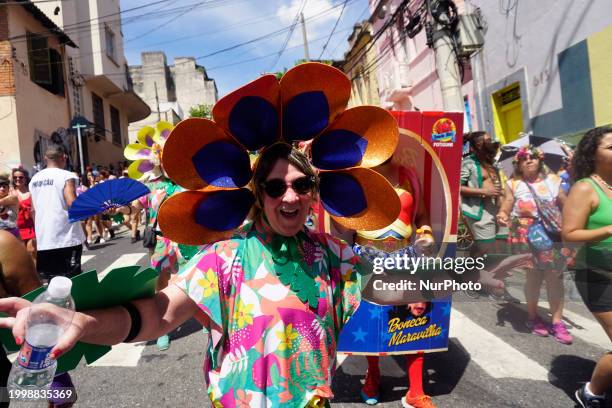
left=369, top=0, right=476, bottom=131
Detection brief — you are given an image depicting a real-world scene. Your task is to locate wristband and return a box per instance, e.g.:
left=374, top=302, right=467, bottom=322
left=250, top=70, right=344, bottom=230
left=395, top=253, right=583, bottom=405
left=122, top=302, right=142, bottom=343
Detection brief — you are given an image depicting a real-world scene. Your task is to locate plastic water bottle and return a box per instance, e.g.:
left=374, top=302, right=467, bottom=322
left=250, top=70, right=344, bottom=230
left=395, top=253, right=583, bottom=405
left=7, top=276, right=75, bottom=390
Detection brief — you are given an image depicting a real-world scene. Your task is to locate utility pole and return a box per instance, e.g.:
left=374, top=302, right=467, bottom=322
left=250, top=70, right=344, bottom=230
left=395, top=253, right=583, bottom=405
left=154, top=82, right=161, bottom=121
left=300, top=12, right=310, bottom=61
left=427, top=0, right=464, bottom=111
left=72, top=123, right=87, bottom=173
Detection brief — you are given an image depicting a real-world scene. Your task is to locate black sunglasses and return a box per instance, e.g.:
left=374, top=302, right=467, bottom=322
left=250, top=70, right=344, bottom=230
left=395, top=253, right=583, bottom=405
left=261, top=176, right=316, bottom=198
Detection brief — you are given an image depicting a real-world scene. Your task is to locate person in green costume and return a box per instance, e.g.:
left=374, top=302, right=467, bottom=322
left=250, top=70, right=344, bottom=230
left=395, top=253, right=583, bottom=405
left=563, top=126, right=612, bottom=408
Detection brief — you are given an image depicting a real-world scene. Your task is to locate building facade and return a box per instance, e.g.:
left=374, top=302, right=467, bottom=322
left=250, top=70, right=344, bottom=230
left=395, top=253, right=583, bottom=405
left=468, top=0, right=612, bottom=144
left=368, top=0, right=474, bottom=124
left=341, top=21, right=381, bottom=107
left=0, top=1, right=76, bottom=172
left=128, top=51, right=218, bottom=141
left=2, top=0, right=149, bottom=174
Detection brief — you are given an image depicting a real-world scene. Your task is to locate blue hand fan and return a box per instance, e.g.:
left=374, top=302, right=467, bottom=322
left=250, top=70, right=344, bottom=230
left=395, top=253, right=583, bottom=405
left=69, top=178, right=150, bottom=223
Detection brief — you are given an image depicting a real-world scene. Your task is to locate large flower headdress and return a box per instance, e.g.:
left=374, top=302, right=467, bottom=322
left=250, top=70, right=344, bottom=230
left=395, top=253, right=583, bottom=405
left=124, top=121, right=174, bottom=181
left=158, top=63, right=402, bottom=245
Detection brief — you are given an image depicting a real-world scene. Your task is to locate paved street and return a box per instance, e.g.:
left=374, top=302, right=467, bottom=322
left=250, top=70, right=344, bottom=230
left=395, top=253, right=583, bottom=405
left=10, top=228, right=611, bottom=408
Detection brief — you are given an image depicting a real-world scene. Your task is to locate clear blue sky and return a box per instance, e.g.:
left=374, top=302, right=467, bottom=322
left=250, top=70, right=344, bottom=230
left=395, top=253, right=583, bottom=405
left=121, top=0, right=370, bottom=97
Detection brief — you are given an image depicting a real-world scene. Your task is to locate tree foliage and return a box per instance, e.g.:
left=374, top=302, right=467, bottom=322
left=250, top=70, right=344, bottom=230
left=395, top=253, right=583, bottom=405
left=189, top=104, right=213, bottom=119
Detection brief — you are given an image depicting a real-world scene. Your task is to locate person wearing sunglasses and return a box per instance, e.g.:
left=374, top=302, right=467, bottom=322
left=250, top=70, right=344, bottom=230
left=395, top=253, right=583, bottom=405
left=10, top=167, right=36, bottom=260
left=0, top=142, right=361, bottom=408
left=0, top=174, right=20, bottom=240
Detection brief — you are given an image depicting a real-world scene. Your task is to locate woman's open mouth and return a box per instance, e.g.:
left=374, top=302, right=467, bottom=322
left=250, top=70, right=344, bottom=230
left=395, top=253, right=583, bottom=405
left=279, top=208, right=299, bottom=219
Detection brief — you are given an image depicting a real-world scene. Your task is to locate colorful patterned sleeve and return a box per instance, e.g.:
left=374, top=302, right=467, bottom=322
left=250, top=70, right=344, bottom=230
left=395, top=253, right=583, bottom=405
left=171, top=243, right=230, bottom=350
left=320, top=234, right=362, bottom=331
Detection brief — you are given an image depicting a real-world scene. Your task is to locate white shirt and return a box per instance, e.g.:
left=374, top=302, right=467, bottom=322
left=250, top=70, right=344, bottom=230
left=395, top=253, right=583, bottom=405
left=29, top=167, right=85, bottom=250
left=507, top=174, right=561, bottom=218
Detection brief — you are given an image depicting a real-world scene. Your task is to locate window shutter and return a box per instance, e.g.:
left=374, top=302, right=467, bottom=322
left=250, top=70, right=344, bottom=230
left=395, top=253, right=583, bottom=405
left=49, top=49, right=65, bottom=96
left=27, top=33, right=52, bottom=85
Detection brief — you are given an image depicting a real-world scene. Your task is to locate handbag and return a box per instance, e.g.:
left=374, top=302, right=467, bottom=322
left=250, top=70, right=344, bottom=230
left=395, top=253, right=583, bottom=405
left=526, top=180, right=562, bottom=242
left=524, top=178, right=562, bottom=250
left=527, top=222, right=554, bottom=252
left=143, top=183, right=176, bottom=249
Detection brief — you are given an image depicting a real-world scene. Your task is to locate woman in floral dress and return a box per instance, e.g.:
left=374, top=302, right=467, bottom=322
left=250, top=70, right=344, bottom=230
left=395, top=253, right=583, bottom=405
left=497, top=146, right=573, bottom=344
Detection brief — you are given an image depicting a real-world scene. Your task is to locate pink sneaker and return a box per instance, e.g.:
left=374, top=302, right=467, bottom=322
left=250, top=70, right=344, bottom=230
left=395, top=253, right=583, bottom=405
left=550, top=321, right=573, bottom=345
left=527, top=318, right=549, bottom=337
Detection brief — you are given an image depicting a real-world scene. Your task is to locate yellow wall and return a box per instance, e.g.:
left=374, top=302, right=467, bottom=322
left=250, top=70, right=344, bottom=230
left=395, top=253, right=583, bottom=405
left=588, top=24, right=612, bottom=126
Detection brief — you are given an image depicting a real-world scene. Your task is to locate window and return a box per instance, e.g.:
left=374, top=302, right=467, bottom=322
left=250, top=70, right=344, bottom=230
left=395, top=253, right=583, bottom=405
left=92, top=93, right=105, bottom=140
left=105, top=26, right=116, bottom=62
left=27, top=32, right=65, bottom=96
left=110, top=106, right=121, bottom=145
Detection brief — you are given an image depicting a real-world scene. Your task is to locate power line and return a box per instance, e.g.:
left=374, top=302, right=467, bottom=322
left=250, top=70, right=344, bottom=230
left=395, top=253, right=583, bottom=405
left=6, top=0, right=175, bottom=41
left=317, top=0, right=348, bottom=59
left=86, top=0, right=358, bottom=79
left=131, top=8, right=282, bottom=50
left=342, top=0, right=422, bottom=75
left=267, top=0, right=307, bottom=71
left=205, top=25, right=354, bottom=71
left=17, top=0, right=353, bottom=75
left=7, top=0, right=246, bottom=44
left=325, top=2, right=370, bottom=59
left=123, top=0, right=213, bottom=44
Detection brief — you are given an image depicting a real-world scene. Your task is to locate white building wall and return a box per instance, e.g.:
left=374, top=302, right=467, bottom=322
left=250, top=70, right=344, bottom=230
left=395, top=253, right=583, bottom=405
left=171, top=57, right=217, bottom=116
left=467, top=0, right=612, bottom=127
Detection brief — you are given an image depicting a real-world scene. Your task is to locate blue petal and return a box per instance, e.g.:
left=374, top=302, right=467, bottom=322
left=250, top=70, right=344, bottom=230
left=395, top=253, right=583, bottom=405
left=229, top=96, right=278, bottom=150
left=283, top=91, right=329, bottom=142
left=192, top=141, right=252, bottom=188
left=319, top=172, right=366, bottom=217
left=312, top=129, right=368, bottom=169
left=195, top=189, right=254, bottom=231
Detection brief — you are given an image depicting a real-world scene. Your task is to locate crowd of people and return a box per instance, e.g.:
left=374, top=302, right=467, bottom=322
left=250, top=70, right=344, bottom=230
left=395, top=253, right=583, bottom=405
left=0, top=62, right=609, bottom=408
left=460, top=127, right=612, bottom=407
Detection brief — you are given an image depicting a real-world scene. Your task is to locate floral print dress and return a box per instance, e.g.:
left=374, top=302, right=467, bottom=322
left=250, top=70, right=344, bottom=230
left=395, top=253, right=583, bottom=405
left=144, top=178, right=200, bottom=274
left=507, top=174, right=572, bottom=270
left=171, top=222, right=361, bottom=408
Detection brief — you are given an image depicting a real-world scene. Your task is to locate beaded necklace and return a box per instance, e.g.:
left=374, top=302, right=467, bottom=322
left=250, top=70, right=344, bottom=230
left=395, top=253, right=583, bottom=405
left=592, top=174, right=612, bottom=191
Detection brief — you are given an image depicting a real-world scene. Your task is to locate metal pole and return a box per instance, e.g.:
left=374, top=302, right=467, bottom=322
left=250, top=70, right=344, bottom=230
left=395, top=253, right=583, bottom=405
left=72, top=124, right=86, bottom=173
left=428, top=0, right=464, bottom=111
left=154, top=82, right=161, bottom=121
left=300, top=12, right=310, bottom=61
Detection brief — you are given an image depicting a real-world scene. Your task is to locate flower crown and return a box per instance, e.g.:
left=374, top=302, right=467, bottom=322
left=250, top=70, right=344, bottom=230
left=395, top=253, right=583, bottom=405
left=156, top=63, right=402, bottom=245
left=124, top=121, right=174, bottom=181
left=514, top=145, right=544, bottom=162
